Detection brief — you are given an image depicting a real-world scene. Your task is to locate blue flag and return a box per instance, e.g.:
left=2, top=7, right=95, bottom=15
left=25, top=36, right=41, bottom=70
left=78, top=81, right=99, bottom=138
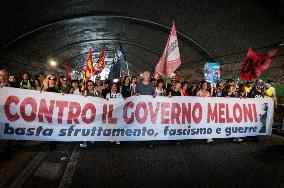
left=108, top=44, right=128, bottom=81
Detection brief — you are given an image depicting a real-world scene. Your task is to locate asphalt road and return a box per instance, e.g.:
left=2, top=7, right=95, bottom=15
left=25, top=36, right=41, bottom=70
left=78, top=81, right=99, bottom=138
left=1, top=136, right=284, bottom=188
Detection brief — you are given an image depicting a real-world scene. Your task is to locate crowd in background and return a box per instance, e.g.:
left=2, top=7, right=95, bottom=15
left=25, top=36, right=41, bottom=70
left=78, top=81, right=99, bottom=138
left=0, top=68, right=278, bottom=145
left=0, top=68, right=277, bottom=101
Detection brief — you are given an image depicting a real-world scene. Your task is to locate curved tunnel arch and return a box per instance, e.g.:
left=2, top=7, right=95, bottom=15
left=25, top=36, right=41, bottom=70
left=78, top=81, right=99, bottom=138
left=45, top=39, right=161, bottom=59
left=47, top=39, right=160, bottom=75
left=1, top=15, right=216, bottom=61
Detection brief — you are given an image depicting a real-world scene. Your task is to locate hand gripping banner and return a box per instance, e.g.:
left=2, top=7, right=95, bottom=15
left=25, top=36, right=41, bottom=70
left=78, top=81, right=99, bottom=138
left=0, top=87, right=274, bottom=141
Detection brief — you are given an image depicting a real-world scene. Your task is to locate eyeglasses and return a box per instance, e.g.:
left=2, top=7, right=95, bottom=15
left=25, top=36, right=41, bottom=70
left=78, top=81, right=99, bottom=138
left=48, top=77, right=56, bottom=81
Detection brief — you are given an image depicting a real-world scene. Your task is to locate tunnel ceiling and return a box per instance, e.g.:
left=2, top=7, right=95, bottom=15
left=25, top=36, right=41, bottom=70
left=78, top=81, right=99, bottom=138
left=0, top=0, right=283, bottom=75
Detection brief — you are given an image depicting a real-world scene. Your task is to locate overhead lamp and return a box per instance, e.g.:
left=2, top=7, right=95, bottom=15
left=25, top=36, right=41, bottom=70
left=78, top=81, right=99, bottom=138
left=49, top=60, right=57, bottom=67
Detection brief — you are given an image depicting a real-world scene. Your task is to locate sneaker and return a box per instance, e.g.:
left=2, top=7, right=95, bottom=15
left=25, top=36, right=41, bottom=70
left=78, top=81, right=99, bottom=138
left=207, top=138, right=214, bottom=144
left=233, top=137, right=243, bottom=142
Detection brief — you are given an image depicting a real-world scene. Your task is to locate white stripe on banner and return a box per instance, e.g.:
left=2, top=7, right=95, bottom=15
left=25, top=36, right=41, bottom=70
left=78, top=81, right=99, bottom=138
left=0, top=87, right=274, bottom=141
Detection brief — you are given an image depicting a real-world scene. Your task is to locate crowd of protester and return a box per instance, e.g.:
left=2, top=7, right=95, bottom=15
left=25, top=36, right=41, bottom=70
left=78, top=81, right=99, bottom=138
left=0, top=68, right=278, bottom=145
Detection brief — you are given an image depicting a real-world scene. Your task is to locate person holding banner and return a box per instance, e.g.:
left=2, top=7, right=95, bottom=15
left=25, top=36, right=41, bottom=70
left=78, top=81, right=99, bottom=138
left=43, top=75, right=58, bottom=93
left=58, top=76, right=71, bottom=94
left=136, top=71, right=155, bottom=96
left=121, top=76, right=132, bottom=98
left=243, top=81, right=254, bottom=97
left=83, top=80, right=97, bottom=97
left=130, top=76, right=137, bottom=96
left=19, top=73, right=32, bottom=90
left=94, top=83, right=104, bottom=98
left=81, top=80, right=103, bottom=147
left=168, top=81, right=181, bottom=97
left=196, top=81, right=211, bottom=98
left=33, top=78, right=42, bottom=91
left=223, top=85, right=238, bottom=98
left=70, top=80, right=81, bottom=95
left=196, top=81, right=214, bottom=144
left=101, top=80, right=111, bottom=98
left=264, top=80, right=277, bottom=104
left=0, top=68, right=9, bottom=88
left=215, top=82, right=224, bottom=97
left=181, top=82, right=189, bottom=96
left=155, top=79, right=166, bottom=96
left=8, top=74, right=18, bottom=88
left=106, top=83, right=123, bottom=100
left=222, top=85, right=243, bottom=142
left=106, top=83, right=123, bottom=145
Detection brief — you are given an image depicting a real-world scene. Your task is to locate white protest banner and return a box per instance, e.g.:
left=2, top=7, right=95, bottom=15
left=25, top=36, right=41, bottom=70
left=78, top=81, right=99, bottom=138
left=0, top=87, right=274, bottom=141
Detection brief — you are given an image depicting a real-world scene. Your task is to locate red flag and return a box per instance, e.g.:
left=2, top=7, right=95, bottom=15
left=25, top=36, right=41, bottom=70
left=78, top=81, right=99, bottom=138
left=239, top=48, right=277, bottom=81
left=93, top=48, right=105, bottom=75
left=155, top=22, right=182, bottom=77
left=82, top=49, right=93, bottom=90
left=64, top=60, right=72, bottom=81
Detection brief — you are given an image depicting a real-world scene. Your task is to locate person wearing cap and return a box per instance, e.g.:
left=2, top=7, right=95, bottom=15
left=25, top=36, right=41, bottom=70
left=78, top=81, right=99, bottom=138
left=264, top=81, right=277, bottom=104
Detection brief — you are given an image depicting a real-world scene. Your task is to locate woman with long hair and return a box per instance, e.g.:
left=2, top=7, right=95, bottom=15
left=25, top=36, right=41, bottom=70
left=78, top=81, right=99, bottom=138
left=106, top=83, right=123, bottom=100
left=196, top=80, right=214, bottom=144
left=130, top=76, right=137, bottom=96
left=196, top=81, right=211, bottom=97
left=121, top=76, right=131, bottom=98
left=155, top=79, right=166, bottom=96
left=43, top=75, right=58, bottom=92
left=70, top=80, right=81, bottom=95
left=33, top=78, right=42, bottom=91
left=181, top=81, right=189, bottom=96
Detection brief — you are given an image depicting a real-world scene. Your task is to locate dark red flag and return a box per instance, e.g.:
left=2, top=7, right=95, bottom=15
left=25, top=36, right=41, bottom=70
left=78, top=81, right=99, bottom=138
left=93, top=48, right=105, bottom=75
left=239, top=48, right=277, bottom=81
left=64, top=60, right=72, bottom=81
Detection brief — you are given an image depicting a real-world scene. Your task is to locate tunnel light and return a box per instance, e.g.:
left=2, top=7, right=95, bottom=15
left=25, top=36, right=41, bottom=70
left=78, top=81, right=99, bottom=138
left=113, top=79, right=119, bottom=83
left=49, top=60, right=57, bottom=67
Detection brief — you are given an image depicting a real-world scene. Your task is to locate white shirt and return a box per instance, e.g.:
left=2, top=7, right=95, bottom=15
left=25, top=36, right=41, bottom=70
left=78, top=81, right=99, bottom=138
left=72, top=88, right=81, bottom=95
left=155, top=87, right=165, bottom=96
left=106, top=92, right=123, bottom=100
left=130, top=84, right=137, bottom=95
